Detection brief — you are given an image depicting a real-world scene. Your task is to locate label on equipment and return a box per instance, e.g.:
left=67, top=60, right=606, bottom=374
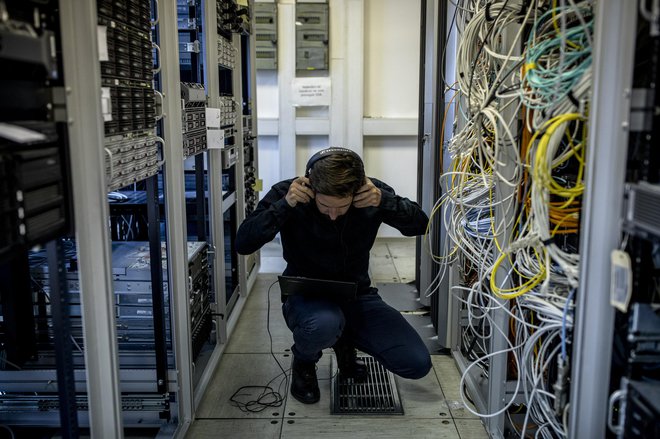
left=610, top=250, right=632, bottom=313
left=98, top=25, right=109, bottom=62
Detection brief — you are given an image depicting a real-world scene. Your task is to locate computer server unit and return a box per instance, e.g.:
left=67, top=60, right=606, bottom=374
left=0, top=1, right=72, bottom=259
left=181, top=82, right=208, bottom=157
left=97, top=0, right=161, bottom=191
left=27, top=241, right=212, bottom=367
left=217, top=0, right=251, bottom=36
left=0, top=0, right=74, bottom=378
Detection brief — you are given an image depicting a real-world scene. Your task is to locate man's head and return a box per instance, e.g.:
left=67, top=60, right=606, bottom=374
left=305, top=147, right=365, bottom=220
left=306, top=147, right=365, bottom=197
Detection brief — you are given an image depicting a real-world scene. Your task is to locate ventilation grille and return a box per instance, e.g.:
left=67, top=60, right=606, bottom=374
left=626, top=183, right=660, bottom=238
left=331, top=355, right=404, bottom=415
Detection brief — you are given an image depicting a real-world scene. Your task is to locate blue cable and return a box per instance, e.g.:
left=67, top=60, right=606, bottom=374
left=561, top=288, right=576, bottom=361
left=524, top=5, right=594, bottom=110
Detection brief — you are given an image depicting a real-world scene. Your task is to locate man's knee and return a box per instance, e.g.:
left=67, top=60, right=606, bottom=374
left=383, top=347, right=432, bottom=379
left=398, top=353, right=432, bottom=379
left=297, top=308, right=344, bottom=346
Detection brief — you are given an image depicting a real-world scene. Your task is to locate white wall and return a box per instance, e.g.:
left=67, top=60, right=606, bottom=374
left=295, top=135, right=330, bottom=176
left=364, top=136, right=419, bottom=237
left=364, top=0, right=421, bottom=117
left=256, top=70, right=279, bottom=118
left=256, top=67, right=280, bottom=194
left=363, top=0, right=420, bottom=237
left=257, top=136, right=280, bottom=193
left=255, top=0, right=422, bottom=238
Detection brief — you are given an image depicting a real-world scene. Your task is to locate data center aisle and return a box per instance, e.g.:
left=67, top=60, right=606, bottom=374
left=187, top=239, right=487, bottom=438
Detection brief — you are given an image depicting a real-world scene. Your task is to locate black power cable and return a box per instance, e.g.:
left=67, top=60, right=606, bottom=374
left=228, top=280, right=289, bottom=413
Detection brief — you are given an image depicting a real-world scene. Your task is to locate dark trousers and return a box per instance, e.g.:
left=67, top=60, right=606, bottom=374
left=282, top=289, right=432, bottom=379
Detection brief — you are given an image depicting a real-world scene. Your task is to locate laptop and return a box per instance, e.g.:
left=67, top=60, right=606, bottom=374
left=278, top=276, right=358, bottom=302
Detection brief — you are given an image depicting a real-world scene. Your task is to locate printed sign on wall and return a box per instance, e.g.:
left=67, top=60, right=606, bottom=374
left=291, top=77, right=331, bottom=106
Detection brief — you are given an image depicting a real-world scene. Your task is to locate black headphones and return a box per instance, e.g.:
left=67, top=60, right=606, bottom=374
left=304, top=147, right=363, bottom=177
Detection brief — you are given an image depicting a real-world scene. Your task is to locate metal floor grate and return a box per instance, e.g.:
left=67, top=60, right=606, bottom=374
left=330, top=354, right=404, bottom=415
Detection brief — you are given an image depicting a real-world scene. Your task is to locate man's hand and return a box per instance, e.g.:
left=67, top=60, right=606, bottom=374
left=285, top=176, right=315, bottom=207
left=353, top=177, right=381, bottom=208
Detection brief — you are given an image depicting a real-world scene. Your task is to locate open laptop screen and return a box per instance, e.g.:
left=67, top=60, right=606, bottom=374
left=278, top=276, right=357, bottom=301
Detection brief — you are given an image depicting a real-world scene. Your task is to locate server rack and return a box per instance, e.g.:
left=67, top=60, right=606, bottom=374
left=0, top=1, right=79, bottom=436
left=431, top=1, right=660, bottom=437
left=202, top=0, right=260, bottom=344
left=0, top=0, right=260, bottom=436
left=238, top=0, right=261, bottom=299
left=430, top=1, right=629, bottom=437
left=0, top=0, right=183, bottom=434
left=416, top=0, right=449, bottom=342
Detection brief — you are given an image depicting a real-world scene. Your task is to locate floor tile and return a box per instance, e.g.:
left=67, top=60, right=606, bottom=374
left=242, top=275, right=284, bottom=312
left=280, top=417, right=460, bottom=439
left=259, top=240, right=287, bottom=273
left=454, top=418, right=489, bottom=439
left=376, top=282, right=424, bottom=311
left=249, top=272, right=280, bottom=287
left=391, top=257, right=416, bottom=282
left=369, top=255, right=400, bottom=282
left=225, top=306, right=293, bottom=353
left=404, top=314, right=440, bottom=354
left=260, top=256, right=287, bottom=273
left=185, top=419, right=282, bottom=439
left=282, top=355, right=335, bottom=418
left=282, top=354, right=452, bottom=421
left=260, top=240, right=284, bottom=257
left=196, top=353, right=292, bottom=419
left=386, top=238, right=416, bottom=258
left=431, top=355, right=479, bottom=419
left=395, top=369, right=452, bottom=419
left=369, top=241, right=391, bottom=258
left=190, top=238, right=468, bottom=438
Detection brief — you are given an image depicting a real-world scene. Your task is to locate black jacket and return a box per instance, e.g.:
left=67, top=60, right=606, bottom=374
left=235, top=177, right=429, bottom=293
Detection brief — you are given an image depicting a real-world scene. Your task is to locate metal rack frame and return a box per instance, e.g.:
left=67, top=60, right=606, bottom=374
left=444, top=16, right=522, bottom=439
left=194, top=0, right=262, bottom=412
left=417, top=0, right=447, bottom=324
left=157, top=1, right=193, bottom=434
left=243, top=0, right=262, bottom=293
left=569, top=1, right=638, bottom=437
left=58, top=1, right=123, bottom=435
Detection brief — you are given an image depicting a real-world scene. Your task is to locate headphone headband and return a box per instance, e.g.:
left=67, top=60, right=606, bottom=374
left=305, top=147, right=362, bottom=177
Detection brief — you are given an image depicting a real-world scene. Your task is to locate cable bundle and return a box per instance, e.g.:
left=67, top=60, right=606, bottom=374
left=425, top=0, right=595, bottom=436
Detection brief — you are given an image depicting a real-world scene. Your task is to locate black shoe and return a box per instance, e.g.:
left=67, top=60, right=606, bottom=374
left=333, top=343, right=368, bottom=380
left=291, top=358, right=320, bottom=404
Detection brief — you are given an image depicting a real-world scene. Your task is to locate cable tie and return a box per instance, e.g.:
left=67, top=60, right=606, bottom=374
left=567, top=90, right=580, bottom=108
left=542, top=237, right=554, bottom=246
left=485, top=3, right=494, bottom=21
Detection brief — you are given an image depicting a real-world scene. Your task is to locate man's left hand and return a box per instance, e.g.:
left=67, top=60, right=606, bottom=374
left=353, top=177, right=381, bottom=208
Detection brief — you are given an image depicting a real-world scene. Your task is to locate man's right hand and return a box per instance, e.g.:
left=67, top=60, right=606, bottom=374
left=285, top=176, right=315, bottom=207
